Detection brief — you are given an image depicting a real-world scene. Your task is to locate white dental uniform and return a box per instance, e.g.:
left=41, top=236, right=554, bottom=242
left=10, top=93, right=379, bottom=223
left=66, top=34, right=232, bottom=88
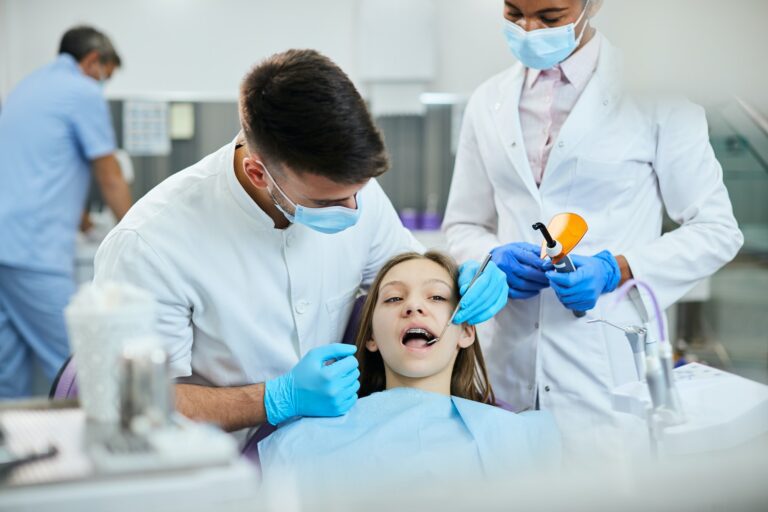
left=443, top=35, right=743, bottom=462
left=94, top=140, right=421, bottom=424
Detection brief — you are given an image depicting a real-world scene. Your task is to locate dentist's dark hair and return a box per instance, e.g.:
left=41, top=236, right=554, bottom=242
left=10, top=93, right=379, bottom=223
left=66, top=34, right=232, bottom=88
left=355, top=251, right=496, bottom=405
left=59, top=26, right=121, bottom=66
left=239, top=49, right=389, bottom=184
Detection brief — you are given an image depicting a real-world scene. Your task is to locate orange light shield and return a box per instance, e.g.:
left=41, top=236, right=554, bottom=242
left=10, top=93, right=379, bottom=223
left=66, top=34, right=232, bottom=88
left=539, top=213, right=588, bottom=260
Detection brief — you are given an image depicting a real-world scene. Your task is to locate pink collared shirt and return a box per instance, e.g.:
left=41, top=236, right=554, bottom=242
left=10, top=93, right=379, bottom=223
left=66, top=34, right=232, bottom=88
left=519, top=34, right=601, bottom=186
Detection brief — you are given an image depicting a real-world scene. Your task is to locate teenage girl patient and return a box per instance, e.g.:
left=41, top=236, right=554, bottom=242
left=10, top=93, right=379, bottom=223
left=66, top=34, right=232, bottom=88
left=258, top=251, right=561, bottom=495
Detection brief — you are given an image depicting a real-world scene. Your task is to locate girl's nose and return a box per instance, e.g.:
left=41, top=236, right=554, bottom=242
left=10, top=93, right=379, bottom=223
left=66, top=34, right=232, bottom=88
left=403, top=303, right=425, bottom=317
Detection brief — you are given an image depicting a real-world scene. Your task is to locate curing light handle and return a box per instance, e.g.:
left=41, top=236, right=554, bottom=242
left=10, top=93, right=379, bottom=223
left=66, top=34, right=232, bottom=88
left=532, top=222, right=586, bottom=318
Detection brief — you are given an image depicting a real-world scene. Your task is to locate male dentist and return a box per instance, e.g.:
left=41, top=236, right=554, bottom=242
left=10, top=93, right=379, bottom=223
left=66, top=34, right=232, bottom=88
left=94, top=49, right=507, bottom=442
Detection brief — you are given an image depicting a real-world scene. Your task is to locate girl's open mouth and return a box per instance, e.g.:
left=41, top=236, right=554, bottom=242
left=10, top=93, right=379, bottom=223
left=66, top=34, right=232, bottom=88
left=401, top=327, right=437, bottom=349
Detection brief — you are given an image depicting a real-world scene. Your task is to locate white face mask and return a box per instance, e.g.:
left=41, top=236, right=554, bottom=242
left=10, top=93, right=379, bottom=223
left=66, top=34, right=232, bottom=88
left=503, top=0, right=591, bottom=70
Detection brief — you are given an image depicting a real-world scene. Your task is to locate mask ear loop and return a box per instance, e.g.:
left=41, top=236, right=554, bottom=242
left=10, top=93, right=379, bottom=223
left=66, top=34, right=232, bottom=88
left=259, top=160, right=299, bottom=218
left=510, top=0, right=591, bottom=36
left=574, top=0, right=592, bottom=44
left=256, top=160, right=298, bottom=210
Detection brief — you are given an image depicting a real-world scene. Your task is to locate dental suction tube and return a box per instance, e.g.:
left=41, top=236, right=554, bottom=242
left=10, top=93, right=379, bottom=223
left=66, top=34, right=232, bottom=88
left=613, top=279, right=685, bottom=424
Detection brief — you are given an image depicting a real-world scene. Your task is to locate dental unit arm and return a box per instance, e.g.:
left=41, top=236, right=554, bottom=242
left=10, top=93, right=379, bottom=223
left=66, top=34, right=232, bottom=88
left=588, top=319, right=648, bottom=382
left=612, top=280, right=685, bottom=427
left=603, top=279, right=768, bottom=456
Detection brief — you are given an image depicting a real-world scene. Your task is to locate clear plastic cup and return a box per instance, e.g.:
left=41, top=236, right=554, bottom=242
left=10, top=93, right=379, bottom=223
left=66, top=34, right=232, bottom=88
left=64, top=282, right=156, bottom=423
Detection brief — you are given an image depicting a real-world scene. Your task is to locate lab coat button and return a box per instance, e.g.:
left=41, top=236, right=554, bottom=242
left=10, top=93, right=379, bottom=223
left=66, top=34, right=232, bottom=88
left=534, top=322, right=539, bottom=329
left=544, top=385, right=551, bottom=392
left=510, top=141, right=517, bottom=148
left=295, top=300, right=309, bottom=314
left=558, top=140, right=565, bottom=148
left=603, top=99, right=609, bottom=106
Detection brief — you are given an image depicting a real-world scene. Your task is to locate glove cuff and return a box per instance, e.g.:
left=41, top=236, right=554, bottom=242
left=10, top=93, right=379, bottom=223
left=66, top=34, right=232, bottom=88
left=595, top=250, right=621, bottom=294
left=264, top=373, right=296, bottom=426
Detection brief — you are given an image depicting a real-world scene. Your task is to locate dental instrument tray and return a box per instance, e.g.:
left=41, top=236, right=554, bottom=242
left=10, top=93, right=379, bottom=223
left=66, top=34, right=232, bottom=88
left=0, top=403, right=239, bottom=488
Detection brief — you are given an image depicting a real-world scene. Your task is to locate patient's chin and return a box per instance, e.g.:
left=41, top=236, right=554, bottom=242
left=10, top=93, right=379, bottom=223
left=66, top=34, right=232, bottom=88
left=390, top=359, right=447, bottom=380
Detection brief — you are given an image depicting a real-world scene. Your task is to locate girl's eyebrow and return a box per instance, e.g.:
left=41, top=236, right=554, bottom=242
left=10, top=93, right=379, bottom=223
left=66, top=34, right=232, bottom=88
left=380, top=279, right=453, bottom=290
left=424, top=279, right=453, bottom=289
left=380, top=280, right=406, bottom=290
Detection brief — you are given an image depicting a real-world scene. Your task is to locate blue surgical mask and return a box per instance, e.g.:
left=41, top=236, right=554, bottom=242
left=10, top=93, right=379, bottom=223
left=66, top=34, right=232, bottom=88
left=503, top=0, right=591, bottom=70
left=262, top=163, right=362, bottom=234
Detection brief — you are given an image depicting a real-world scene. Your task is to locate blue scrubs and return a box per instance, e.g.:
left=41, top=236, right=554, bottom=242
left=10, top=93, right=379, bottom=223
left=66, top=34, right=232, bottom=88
left=0, top=54, right=115, bottom=397
left=258, top=387, right=561, bottom=495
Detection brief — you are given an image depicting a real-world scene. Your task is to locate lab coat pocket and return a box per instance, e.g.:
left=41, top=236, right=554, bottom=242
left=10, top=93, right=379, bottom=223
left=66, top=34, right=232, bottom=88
left=568, top=158, right=648, bottom=249
left=325, top=286, right=360, bottom=343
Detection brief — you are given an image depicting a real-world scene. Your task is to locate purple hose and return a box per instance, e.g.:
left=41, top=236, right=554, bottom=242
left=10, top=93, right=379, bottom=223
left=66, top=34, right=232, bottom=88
left=612, top=279, right=666, bottom=344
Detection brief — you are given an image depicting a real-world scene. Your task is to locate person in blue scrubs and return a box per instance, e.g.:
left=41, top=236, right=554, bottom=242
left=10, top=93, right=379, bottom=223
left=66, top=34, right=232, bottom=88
left=258, top=251, right=560, bottom=496
left=0, top=26, right=133, bottom=397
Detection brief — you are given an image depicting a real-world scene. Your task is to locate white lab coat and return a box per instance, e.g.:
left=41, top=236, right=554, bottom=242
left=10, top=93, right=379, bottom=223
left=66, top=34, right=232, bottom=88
left=443, top=35, right=743, bottom=461
left=94, top=141, right=421, bottom=443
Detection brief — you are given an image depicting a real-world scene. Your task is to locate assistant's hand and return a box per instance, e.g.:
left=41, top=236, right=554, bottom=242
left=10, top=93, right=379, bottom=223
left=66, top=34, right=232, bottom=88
left=546, top=250, right=621, bottom=312
left=491, top=242, right=551, bottom=299
left=264, top=343, right=360, bottom=425
left=79, top=211, right=93, bottom=234
left=453, top=259, right=509, bottom=325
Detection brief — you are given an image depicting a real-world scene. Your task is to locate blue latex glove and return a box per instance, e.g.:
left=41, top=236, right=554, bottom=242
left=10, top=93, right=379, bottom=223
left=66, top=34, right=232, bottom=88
left=490, top=242, right=552, bottom=299
left=264, top=343, right=360, bottom=426
left=453, top=259, right=509, bottom=325
left=546, top=250, right=621, bottom=312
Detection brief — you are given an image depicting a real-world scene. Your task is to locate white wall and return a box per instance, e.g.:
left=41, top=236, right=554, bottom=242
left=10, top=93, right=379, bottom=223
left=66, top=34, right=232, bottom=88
left=597, top=0, right=768, bottom=112
left=1, top=0, right=767, bottom=114
left=434, top=0, right=768, bottom=113
left=434, top=0, right=514, bottom=96
left=0, top=0, right=359, bottom=100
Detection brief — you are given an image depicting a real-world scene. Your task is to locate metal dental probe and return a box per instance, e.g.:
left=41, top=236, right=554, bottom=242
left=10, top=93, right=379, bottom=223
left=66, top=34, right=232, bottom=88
left=426, top=253, right=493, bottom=346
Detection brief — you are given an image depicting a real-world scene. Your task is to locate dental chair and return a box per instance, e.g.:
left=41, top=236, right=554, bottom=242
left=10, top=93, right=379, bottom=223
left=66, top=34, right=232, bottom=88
left=49, top=354, right=79, bottom=400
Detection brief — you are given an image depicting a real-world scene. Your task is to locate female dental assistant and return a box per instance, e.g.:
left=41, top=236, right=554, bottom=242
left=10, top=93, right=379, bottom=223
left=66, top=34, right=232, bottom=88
left=443, top=0, right=743, bottom=460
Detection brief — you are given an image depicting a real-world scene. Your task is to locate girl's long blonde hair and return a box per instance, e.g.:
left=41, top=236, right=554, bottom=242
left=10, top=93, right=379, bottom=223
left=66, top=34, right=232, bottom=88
left=355, top=251, right=496, bottom=405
